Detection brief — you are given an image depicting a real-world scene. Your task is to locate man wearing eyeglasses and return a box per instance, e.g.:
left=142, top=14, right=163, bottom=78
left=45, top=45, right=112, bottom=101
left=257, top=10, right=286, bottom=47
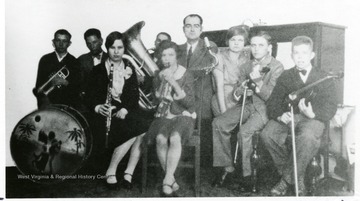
left=178, top=14, right=218, bottom=167
left=34, top=29, right=80, bottom=109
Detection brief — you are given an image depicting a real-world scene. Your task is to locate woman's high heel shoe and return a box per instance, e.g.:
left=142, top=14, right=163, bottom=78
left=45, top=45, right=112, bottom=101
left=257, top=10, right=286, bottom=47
left=161, top=181, right=179, bottom=197
left=171, top=181, right=179, bottom=192
left=105, top=175, right=118, bottom=190
left=161, top=184, right=174, bottom=197
left=120, top=173, right=133, bottom=190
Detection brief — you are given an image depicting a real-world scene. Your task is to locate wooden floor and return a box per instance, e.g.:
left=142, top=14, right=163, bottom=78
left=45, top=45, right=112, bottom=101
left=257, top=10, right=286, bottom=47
left=6, top=161, right=353, bottom=198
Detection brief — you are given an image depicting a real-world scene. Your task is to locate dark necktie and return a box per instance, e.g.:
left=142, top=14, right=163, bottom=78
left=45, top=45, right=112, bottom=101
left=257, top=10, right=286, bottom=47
left=186, top=46, right=192, bottom=68
left=297, top=68, right=307, bottom=76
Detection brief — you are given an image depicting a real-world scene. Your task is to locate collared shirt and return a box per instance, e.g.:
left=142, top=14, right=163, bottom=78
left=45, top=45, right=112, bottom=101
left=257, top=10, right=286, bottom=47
left=55, top=51, right=68, bottom=62
left=298, top=65, right=312, bottom=83
left=105, top=59, right=133, bottom=103
left=105, top=58, right=124, bottom=76
left=93, top=52, right=103, bottom=66
left=252, top=54, right=272, bottom=69
left=186, top=40, right=199, bottom=54
left=251, top=54, right=272, bottom=84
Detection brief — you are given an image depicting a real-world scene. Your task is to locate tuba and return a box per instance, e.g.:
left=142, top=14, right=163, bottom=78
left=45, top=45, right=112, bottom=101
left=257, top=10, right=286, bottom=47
left=123, top=21, right=159, bottom=111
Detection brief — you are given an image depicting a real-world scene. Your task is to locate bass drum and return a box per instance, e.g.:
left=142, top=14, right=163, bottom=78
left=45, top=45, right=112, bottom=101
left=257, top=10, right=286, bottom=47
left=10, top=104, right=92, bottom=183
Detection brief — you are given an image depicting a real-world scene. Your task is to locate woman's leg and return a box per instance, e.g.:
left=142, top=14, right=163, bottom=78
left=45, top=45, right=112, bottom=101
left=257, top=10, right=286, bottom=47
left=156, top=133, right=169, bottom=171
left=105, top=137, right=136, bottom=184
left=163, top=132, right=182, bottom=193
left=123, top=133, right=146, bottom=182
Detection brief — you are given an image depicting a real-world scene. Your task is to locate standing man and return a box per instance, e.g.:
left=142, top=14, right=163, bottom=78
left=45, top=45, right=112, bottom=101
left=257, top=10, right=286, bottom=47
left=150, top=32, right=171, bottom=62
left=78, top=28, right=108, bottom=101
left=77, top=28, right=108, bottom=173
left=178, top=14, right=217, bottom=166
left=260, top=36, right=337, bottom=196
left=34, top=29, right=80, bottom=109
left=212, top=31, right=284, bottom=190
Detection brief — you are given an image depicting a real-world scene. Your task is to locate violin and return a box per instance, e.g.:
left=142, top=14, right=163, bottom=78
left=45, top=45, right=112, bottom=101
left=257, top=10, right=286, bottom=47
left=285, top=72, right=343, bottom=106
left=234, top=66, right=271, bottom=105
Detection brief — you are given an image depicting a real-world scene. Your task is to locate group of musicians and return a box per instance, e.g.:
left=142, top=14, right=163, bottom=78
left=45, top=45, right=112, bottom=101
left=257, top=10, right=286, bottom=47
left=33, top=14, right=338, bottom=196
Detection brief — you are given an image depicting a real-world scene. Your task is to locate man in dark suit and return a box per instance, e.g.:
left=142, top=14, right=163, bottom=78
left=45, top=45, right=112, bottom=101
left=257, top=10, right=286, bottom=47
left=77, top=29, right=108, bottom=173
left=34, top=29, right=80, bottom=109
left=178, top=14, right=217, bottom=167
left=77, top=28, right=108, bottom=101
left=260, top=36, right=337, bottom=196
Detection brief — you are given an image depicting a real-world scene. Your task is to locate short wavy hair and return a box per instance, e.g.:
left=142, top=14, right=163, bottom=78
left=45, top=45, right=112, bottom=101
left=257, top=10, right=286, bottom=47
left=183, top=14, right=203, bottom=25
left=250, top=31, right=272, bottom=45
left=156, top=32, right=171, bottom=41
left=292, top=36, right=314, bottom=51
left=105, top=31, right=124, bottom=50
left=226, top=25, right=250, bottom=46
left=155, top=40, right=180, bottom=69
left=54, top=29, right=71, bottom=40
left=84, top=28, right=102, bottom=40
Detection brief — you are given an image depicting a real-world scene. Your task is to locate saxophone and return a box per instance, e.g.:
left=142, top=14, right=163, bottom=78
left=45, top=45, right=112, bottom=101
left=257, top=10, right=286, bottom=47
left=201, top=37, right=219, bottom=74
left=105, top=64, right=114, bottom=148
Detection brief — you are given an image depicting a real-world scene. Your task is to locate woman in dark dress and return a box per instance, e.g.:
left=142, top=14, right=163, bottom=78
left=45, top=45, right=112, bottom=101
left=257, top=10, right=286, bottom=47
left=86, top=31, right=147, bottom=189
left=145, top=41, right=196, bottom=196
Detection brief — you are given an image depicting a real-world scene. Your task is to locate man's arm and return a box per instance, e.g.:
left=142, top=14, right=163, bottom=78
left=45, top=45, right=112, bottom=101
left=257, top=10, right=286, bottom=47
left=266, top=73, right=288, bottom=120
left=311, top=79, right=338, bottom=122
left=233, top=61, right=252, bottom=99
left=34, top=56, right=51, bottom=108
left=256, top=63, right=284, bottom=101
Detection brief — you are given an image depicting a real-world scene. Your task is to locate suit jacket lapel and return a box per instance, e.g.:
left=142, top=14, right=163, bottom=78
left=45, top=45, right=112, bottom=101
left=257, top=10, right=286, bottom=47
left=189, top=39, right=206, bottom=68
left=84, top=53, right=93, bottom=67
left=101, top=51, right=108, bottom=63
left=305, top=67, right=320, bottom=85
left=178, top=44, right=187, bottom=67
left=290, top=67, right=306, bottom=87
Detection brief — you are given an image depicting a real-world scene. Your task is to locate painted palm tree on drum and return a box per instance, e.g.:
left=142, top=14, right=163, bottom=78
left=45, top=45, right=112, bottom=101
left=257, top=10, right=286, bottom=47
left=75, top=140, right=86, bottom=155
left=17, top=123, right=36, bottom=140
left=66, top=128, right=85, bottom=155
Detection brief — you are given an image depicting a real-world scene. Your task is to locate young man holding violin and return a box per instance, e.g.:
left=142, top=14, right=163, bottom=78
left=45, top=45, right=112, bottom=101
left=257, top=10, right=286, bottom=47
left=260, top=36, right=338, bottom=196
left=212, top=31, right=284, bottom=190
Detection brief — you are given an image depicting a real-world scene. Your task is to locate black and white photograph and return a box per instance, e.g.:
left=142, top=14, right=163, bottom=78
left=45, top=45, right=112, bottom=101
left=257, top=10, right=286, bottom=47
left=2, top=0, right=360, bottom=199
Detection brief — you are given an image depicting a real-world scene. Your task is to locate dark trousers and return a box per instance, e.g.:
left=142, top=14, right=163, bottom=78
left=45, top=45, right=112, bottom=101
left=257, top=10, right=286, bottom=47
left=260, top=114, right=324, bottom=184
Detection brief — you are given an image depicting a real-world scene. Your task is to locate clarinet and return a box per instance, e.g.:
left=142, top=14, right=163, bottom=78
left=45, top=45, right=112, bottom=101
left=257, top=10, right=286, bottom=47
left=105, top=64, right=114, bottom=148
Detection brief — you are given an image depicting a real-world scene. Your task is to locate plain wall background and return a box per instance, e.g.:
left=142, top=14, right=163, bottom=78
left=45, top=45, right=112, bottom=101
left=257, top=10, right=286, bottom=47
left=4, top=1, right=360, bottom=194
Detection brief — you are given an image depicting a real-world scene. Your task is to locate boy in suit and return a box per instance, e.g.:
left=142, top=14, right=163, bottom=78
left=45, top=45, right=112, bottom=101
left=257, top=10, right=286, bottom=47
left=260, top=36, right=337, bottom=196
left=34, top=29, right=80, bottom=109
left=78, top=28, right=108, bottom=99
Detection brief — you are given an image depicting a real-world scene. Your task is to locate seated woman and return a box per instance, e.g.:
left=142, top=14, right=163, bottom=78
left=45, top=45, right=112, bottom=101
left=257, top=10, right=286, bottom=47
left=86, top=31, right=149, bottom=189
left=145, top=41, right=196, bottom=196
left=211, top=25, right=250, bottom=116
